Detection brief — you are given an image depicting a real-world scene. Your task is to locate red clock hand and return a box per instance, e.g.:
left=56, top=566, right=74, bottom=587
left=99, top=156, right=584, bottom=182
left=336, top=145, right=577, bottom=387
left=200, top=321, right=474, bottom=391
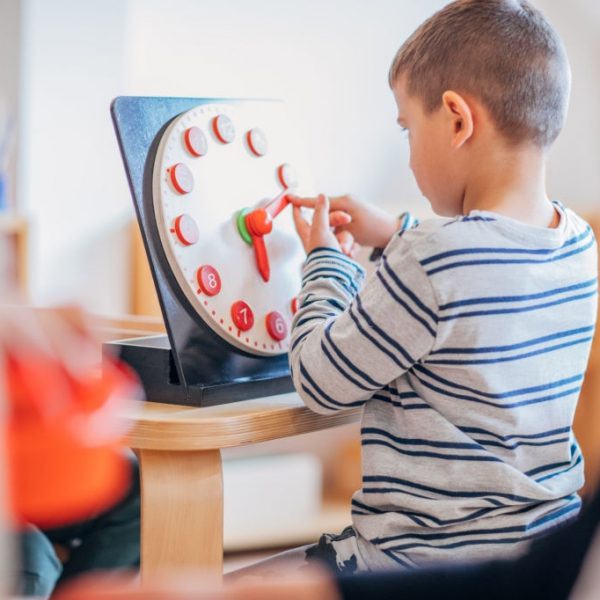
left=242, top=193, right=290, bottom=283
left=252, top=235, right=270, bottom=282
left=263, top=191, right=290, bottom=220
left=245, top=209, right=272, bottom=282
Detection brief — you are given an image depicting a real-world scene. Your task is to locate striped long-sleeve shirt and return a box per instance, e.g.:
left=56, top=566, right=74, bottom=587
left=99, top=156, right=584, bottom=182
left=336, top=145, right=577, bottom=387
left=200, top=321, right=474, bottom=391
left=289, top=202, right=598, bottom=570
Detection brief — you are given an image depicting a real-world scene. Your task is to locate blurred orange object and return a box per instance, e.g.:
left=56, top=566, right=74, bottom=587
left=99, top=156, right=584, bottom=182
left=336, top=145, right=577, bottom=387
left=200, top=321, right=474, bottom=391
left=2, top=307, right=140, bottom=528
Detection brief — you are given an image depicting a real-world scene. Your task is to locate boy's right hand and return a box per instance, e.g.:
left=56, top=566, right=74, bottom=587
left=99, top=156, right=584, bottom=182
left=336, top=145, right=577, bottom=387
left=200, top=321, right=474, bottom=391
left=289, top=194, right=401, bottom=249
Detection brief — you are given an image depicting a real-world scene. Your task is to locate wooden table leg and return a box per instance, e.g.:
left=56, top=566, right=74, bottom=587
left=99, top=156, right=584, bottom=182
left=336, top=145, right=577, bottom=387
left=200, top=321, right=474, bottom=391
left=137, top=448, right=223, bottom=580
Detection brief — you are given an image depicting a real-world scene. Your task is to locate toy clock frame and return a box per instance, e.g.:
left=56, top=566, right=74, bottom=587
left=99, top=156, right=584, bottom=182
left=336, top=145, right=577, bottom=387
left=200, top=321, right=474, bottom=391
left=109, top=96, right=309, bottom=407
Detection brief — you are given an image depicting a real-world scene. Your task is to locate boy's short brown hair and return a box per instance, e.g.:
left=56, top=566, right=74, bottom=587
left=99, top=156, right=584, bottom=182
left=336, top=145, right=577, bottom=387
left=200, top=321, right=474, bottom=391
left=389, top=0, right=570, bottom=148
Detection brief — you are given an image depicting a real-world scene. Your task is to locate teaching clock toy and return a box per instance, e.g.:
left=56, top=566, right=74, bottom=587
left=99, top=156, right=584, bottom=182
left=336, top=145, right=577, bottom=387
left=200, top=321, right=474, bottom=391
left=108, top=97, right=313, bottom=407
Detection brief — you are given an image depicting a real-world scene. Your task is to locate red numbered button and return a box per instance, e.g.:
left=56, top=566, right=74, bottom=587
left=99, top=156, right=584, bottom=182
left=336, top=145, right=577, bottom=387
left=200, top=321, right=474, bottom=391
left=266, top=311, right=288, bottom=341
left=212, top=114, right=235, bottom=144
left=231, top=300, right=254, bottom=331
left=172, top=214, right=199, bottom=246
left=183, top=127, right=208, bottom=157
left=277, top=163, right=298, bottom=189
left=169, top=163, right=194, bottom=194
left=291, top=297, right=299, bottom=315
left=246, top=128, right=268, bottom=156
left=197, top=265, right=222, bottom=296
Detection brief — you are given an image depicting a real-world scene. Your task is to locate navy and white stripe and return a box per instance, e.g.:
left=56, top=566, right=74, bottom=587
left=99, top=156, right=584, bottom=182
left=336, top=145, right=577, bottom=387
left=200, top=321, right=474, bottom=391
left=290, top=203, right=597, bottom=571
left=421, top=226, right=594, bottom=276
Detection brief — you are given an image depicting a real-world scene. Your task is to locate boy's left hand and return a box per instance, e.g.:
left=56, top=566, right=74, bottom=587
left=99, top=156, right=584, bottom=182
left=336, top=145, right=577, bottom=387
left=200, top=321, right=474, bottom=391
left=292, top=194, right=359, bottom=258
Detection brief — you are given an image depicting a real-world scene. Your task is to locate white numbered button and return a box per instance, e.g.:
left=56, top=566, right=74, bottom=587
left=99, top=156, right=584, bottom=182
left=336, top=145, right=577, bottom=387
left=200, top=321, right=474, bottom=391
left=231, top=300, right=254, bottom=331
left=183, top=127, right=208, bottom=157
left=168, top=163, right=194, bottom=194
left=197, top=265, right=222, bottom=296
left=212, top=114, right=236, bottom=144
left=266, top=311, right=288, bottom=341
left=247, top=128, right=268, bottom=156
left=171, top=214, right=199, bottom=246
left=277, top=163, right=298, bottom=189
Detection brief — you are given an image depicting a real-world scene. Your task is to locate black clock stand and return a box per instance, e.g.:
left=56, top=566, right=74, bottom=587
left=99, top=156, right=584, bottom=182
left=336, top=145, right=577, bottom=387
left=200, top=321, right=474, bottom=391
left=107, top=96, right=294, bottom=407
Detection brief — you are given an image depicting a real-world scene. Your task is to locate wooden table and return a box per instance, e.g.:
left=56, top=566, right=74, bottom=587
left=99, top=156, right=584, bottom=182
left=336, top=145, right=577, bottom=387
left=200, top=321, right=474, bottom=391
left=122, top=393, right=360, bottom=580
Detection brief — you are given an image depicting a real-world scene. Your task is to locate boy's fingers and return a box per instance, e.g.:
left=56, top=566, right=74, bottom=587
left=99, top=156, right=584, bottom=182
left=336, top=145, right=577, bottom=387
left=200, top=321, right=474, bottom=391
left=336, top=230, right=354, bottom=254
left=328, top=195, right=354, bottom=212
left=312, top=195, right=330, bottom=232
left=287, top=195, right=318, bottom=208
left=289, top=195, right=347, bottom=212
left=329, top=211, right=352, bottom=228
left=292, top=205, right=310, bottom=247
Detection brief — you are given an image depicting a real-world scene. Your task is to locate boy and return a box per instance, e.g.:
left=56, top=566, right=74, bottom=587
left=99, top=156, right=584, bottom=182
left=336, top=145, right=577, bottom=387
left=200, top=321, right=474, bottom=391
left=235, top=0, right=598, bottom=576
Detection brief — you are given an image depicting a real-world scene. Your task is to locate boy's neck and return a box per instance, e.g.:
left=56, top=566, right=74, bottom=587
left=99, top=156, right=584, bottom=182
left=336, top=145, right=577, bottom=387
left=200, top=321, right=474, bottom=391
left=461, top=143, right=559, bottom=229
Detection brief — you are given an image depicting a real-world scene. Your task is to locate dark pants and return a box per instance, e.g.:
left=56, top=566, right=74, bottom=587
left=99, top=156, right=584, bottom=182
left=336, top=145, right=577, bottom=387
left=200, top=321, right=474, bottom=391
left=16, top=458, right=140, bottom=598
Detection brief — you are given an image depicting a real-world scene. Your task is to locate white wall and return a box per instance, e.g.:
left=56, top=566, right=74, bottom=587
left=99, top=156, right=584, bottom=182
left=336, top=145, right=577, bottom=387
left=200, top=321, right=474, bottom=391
left=18, top=0, right=133, bottom=311
left=16, top=0, right=600, bottom=313
left=125, top=0, right=444, bottom=211
left=18, top=0, right=446, bottom=312
left=537, top=0, right=600, bottom=213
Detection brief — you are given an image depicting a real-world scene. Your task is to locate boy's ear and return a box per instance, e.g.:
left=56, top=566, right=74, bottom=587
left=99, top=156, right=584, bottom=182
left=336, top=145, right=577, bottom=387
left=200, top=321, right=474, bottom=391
left=442, top=90, right=474, bottom=149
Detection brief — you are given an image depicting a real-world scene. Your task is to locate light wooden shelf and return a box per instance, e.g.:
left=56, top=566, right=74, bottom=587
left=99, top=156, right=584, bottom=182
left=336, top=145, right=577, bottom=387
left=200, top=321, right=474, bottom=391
left=0, top=212, right=28, bottom=296
left=0, top=212, right=27, bottom=232
left=90, top=312, right=165, bottom=342
left=131, top=220, right=161, bottom=317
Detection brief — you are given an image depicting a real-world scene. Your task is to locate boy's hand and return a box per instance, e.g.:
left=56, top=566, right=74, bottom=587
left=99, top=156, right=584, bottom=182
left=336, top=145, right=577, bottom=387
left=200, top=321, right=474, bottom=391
left=292, top=194, right=360, bottom=258
left=290, top=194, right=400, bottom=249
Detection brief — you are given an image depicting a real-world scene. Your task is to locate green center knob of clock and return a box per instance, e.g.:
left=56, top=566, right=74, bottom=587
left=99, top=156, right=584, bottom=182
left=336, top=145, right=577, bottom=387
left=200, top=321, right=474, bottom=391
left=237, top=208, right=253, bottom=245
left=238, top=207, right=274, bottom=243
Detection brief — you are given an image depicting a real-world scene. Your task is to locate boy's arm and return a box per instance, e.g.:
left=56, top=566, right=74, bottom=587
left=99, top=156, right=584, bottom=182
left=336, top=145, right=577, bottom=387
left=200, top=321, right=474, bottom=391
left=289, top=235, right=438, bottom=414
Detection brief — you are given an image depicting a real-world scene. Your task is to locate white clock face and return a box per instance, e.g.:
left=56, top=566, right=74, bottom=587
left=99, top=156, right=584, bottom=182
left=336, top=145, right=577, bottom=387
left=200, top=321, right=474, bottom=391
left=152, top=102, right=311, bottom=356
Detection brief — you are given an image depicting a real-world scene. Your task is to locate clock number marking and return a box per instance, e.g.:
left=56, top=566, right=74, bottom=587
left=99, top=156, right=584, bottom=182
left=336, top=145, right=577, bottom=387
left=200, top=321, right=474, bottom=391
left=197, top=265, right=222, bottom=296
left=266, top=311, right=288, bottom=341
left=291, top=297, right=299, bottom=315
left=212, top=114, right=236, bottom=144
left=183, top=126, right=208, bottom=157
left=169, top=163, right=194, bottom=194
left=172, top=214, right=199, bottom=246
left=277, top=163, right=298, bottom=189
left=247, top=128, right=268, bottom=156
left=231, top=301, right=254, bottom=332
